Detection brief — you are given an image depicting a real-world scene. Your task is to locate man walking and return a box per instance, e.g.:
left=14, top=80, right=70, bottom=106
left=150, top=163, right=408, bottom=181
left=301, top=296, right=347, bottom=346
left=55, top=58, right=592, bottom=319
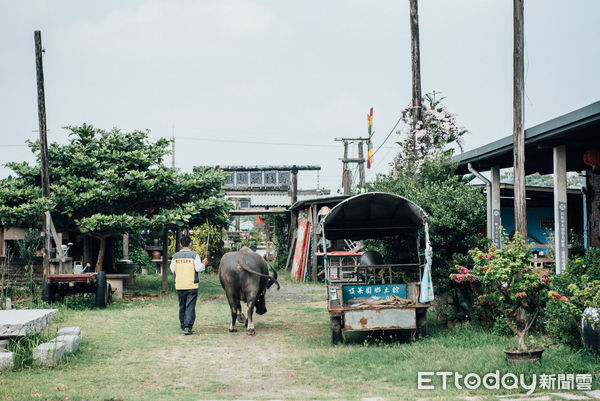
left=170, top=235, right=208, bottom=335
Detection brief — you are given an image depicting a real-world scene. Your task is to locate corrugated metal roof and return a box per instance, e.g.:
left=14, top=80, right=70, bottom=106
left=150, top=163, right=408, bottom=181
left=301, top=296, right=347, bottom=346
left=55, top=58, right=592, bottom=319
left=250, top=193, right=334, bottom=207
left=452, top=101, right=600, bottom=175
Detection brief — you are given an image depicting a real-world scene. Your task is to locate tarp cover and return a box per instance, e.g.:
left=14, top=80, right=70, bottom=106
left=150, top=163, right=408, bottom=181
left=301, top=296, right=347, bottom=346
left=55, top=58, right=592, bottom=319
left=322, top=192, right=428, bottom=240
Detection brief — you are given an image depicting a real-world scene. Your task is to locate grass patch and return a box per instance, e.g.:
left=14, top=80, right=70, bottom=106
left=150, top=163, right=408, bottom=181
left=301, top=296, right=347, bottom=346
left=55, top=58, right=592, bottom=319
left=0, top=278, right=598, bottom=400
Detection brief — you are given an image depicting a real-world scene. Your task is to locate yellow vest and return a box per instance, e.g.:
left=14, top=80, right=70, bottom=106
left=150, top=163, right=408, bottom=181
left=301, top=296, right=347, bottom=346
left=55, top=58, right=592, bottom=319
left=172, top=250, right=199, bottom=290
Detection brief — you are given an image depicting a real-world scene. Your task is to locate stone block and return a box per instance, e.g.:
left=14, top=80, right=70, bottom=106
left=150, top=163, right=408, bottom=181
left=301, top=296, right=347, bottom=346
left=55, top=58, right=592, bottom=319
left=33, top=341, right=67, bottom=366
left=57, top=326, right=81, bottom=336
left=0, top=309, right=58, bottom=337
left=0, top=351, right=14, bottom=371
left=52, top=335, right=81, bottom=353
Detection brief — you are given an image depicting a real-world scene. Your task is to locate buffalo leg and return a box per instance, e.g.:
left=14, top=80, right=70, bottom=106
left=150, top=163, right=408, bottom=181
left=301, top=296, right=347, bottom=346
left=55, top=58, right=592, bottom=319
left=246, top=300, right=255, bottom=335
left=226, top=295, right=242, bottom=333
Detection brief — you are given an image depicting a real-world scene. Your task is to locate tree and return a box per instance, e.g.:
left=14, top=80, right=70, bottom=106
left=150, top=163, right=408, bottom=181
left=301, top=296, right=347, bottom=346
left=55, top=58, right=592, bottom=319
left=0, top=124, right=231, bottom=271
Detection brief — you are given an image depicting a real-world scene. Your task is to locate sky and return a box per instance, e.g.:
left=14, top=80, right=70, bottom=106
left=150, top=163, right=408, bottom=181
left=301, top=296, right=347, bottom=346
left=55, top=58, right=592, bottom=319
left=1, top=0, right=599, bottom=192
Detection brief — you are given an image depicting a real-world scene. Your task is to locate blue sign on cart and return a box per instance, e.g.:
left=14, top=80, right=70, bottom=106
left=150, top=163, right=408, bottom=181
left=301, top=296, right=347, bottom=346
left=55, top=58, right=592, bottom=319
left=343, top=284, right=407, bottom=301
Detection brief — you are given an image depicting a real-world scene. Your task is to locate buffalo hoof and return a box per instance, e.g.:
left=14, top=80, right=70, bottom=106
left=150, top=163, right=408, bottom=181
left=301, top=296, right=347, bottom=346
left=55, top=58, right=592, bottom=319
left=247, top=328, right=255, bottom=336
left=229, top=328, right=238, bottom=333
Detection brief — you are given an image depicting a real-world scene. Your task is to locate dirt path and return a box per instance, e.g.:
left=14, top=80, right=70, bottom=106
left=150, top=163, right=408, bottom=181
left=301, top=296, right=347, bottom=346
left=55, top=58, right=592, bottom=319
left=140, top=281, right=330, bottom=400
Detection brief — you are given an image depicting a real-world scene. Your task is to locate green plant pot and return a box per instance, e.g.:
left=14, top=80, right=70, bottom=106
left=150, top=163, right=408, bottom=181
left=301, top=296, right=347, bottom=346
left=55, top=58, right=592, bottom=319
left=582, top=307, right=600, bottom=355
left=504, top=348, right=544, bottom=363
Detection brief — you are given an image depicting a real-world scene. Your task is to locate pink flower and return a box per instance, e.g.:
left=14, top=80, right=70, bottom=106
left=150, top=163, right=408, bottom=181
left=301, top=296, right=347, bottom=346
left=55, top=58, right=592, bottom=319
left=516, top=292, right=526, bottom=298
left=486, top=254, right=493, bottom=260
left=458, top=266, right=469, bottom=274
left=453, top=274, right=465, bottom=283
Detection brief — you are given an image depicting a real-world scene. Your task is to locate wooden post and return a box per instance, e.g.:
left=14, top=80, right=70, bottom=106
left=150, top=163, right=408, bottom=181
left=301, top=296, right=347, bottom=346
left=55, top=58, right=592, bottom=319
left=35, top=31, right=50, bottom=199
left=161, top=229, right=169, bottom=293
left=310, top=205, right=319, bottom=281
left=342, top=141, right=351, bottom=194
left=291, top=167, right=298, bottom=205
left=35, top=31, right=52, bottom=276
left=358, top=141, right=365, bottom=190
left=409, top=0, right=422, bottom=136
left=171, top=125, right=175, bottom=169
left=513, top=0, right=527, bottom=239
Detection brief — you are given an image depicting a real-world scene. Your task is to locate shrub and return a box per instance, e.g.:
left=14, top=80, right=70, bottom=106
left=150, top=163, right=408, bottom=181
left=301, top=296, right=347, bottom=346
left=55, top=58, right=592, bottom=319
left=453, top=233, right=549, bottom=350
left=492, top=315, right=513, bottom=337
left=543, top=247, right=600, bottom=348
left=544, top=295, right=582, bottom=347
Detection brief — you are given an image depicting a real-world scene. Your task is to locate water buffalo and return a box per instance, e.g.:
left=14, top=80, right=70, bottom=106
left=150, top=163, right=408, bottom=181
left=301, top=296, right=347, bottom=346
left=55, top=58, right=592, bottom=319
left=219, top=247, right=280, bottom=335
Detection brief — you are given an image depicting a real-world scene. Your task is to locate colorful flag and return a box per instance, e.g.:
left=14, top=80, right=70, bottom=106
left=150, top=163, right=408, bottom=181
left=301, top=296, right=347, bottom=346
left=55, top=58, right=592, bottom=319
left=256, top=215, right=265, bottom=225
left=367, top=107, right=374, bottom=168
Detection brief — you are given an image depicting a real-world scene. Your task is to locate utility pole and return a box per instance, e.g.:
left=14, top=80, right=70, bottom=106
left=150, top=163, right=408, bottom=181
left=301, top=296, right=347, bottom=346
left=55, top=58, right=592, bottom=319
left=336, top=138, right=368, bottom=194
left=171, top=124, right=175, bottom=168
left=513, top=0, right=527, bottom=238
left=35, top=30, right=51, bottom=275
left=342, top=140, right=350, bottom=194
left=409, top=0, right=423, bottom=144
left=357, top=141, right=365, bottom=190
left=35, top=32, right=50, bottom=198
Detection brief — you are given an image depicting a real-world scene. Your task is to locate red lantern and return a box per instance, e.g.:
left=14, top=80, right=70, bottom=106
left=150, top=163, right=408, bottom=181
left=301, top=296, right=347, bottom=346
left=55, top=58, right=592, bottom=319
left=583, top=149, right=600, bottom=170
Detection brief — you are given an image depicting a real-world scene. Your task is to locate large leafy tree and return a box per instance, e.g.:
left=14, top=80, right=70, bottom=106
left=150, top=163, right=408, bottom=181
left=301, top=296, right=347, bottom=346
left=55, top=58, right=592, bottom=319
left=0, top=124, right=231, bottom=271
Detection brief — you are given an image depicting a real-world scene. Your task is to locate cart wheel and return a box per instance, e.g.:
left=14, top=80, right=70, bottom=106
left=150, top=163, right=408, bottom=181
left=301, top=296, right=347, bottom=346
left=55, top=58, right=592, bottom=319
left=41, top=274, right=53, bottom=304
left=416, top=311, right=427, bottom=338
left=96, top=271, right=108, bottom=308
left=330, top=316, right=343, bottom=344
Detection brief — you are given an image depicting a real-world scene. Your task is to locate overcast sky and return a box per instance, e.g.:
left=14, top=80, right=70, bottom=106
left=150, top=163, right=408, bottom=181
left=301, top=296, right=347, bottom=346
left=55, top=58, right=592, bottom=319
left=1, top=0, right=599, bottom=192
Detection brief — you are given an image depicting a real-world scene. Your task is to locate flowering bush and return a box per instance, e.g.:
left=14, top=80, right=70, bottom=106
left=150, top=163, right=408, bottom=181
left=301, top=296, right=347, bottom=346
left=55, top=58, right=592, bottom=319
left=544, top=292, right=582, bottom=347
left=543, top=247, right=600, bottom=348
left=454, top=233, right=549, bottom=350
left=395, top=91, right=467, bottom=173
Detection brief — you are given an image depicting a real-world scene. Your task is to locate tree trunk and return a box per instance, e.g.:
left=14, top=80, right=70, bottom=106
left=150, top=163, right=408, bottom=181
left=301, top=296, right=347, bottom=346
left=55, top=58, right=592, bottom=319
left=95, top=236, right=106, bottom=272
left=518, top=332, right=526, bottom=351
left=161, top=229, right=169, bottom=293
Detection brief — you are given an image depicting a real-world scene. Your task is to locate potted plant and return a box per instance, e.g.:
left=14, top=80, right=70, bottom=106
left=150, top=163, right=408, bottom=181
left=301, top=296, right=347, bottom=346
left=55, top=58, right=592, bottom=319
left=456, top=233, right=549, bottom=362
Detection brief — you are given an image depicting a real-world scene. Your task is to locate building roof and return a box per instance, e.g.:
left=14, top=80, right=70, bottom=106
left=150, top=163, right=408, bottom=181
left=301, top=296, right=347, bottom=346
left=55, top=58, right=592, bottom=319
left=453, top=101, right=600, bottom=175
left=250, top=193, right=333, bottom=207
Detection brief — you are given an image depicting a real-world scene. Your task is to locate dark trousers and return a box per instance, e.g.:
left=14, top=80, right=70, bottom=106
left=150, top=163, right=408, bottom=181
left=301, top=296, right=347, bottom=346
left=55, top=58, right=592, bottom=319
left=177, top=289, right=198, bottom=330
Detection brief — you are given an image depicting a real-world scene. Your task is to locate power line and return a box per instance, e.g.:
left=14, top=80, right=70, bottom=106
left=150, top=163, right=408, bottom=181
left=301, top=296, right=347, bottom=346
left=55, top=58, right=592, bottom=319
left=177, top=135, right=339, bottom=148
left=173, top=135, right=397, bottom=150
left=371, top=116, right=403, bottom=159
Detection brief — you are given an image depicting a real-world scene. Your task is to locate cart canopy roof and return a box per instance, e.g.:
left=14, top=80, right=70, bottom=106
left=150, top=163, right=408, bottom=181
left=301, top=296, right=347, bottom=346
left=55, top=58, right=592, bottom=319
left=322, top=192, right=428, bottom=240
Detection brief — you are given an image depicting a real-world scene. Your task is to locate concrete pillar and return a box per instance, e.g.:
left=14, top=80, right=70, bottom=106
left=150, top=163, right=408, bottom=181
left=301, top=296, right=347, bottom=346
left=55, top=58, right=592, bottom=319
left=491, top=165, right=502, bottom=248
left=122, top=233, right=129, bottom=260
left=553, top=145, right=568, bottom=274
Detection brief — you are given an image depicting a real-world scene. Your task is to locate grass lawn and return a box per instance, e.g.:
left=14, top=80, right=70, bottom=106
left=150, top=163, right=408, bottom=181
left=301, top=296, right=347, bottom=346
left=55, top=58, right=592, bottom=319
left=1, top=273, right=598, bottom=401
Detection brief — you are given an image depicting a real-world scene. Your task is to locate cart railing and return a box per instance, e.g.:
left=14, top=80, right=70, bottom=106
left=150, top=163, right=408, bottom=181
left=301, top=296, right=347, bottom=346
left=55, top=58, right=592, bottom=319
left=326, top=263, right=423, bottom=284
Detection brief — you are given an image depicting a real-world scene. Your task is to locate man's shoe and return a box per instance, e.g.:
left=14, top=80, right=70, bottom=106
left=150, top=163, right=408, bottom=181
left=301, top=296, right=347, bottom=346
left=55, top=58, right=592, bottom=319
left=183, top=328, right=191, bottom=335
